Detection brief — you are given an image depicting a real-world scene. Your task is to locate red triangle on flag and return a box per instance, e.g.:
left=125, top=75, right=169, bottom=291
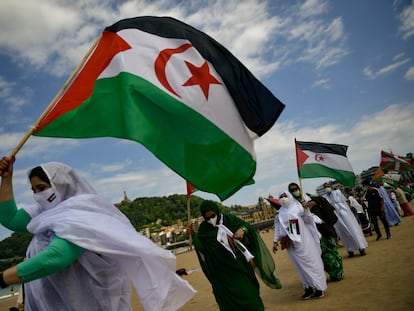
left=186, top=181, right=196, bottom=199
left=295, top=143, right=309, bottom=169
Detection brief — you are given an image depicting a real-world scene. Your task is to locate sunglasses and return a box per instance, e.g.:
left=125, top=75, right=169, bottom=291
left=290, top=188, right=299, bottom=191
left=204, top=213, right=216, bottom=221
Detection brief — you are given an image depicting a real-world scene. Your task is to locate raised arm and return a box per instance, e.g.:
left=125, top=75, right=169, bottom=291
left=0, top=156, right=15, bottom=203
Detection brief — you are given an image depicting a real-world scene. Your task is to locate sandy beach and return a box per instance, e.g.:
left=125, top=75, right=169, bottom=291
left=1, top=205, right=413, bottom=311
left=167, top=214, right=414, bottom=311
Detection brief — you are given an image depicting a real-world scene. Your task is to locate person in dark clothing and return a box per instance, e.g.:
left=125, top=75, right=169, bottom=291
left=362, top=179, right=391, bottom=240
left=192, top=200, right=281, bottom=311
left=288, top=183, right=344, bottom=281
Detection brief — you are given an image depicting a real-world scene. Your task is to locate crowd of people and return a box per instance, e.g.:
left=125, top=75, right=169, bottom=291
left=269, top=178, right=413, bottom=301
left=191, top=177, right=413, bottom=308
left=1, top=153, right=413, bottom=310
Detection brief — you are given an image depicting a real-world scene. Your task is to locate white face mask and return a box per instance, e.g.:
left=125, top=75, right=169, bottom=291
left=325, top=187, right=332, bottom=193
left=34, top=188, right=61, bottom=210
left=206, top=215, right=218, bottom=226
left=279, top=197, right=289, bottom=205
left=292, top=190, right=301, bottom=197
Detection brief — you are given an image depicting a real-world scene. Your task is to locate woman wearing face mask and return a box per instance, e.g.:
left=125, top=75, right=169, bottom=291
left=288, top=183, right=344, bottom=282
left=0, top=157, right=195, bottom=311
left=192, top=200, right=281, bottom=311
left=273, top=191, right=327, bottom=300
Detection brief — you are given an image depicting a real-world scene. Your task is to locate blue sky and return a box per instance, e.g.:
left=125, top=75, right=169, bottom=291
left=0, top=0, right=413, bottom=239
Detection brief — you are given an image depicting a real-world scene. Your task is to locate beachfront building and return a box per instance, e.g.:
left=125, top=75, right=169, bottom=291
left=238, top=197, right=276, bottom=228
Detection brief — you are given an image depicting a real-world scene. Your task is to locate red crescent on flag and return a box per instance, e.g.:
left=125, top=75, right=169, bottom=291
left=154, top=43, right=193, bottom=98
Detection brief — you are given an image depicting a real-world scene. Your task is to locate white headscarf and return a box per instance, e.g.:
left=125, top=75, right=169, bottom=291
left=40, top=162, right=97, bottom=198
left=276, top=191, right=321, bottom=243
left=24, top=162, right=196, bottom=311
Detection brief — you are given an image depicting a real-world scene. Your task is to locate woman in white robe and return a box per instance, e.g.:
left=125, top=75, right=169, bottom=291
left=273, top=191, right=327, bottom=300
left=323, top=184, right=368, bottom=257
left=0, top=159, right=195, bottom=311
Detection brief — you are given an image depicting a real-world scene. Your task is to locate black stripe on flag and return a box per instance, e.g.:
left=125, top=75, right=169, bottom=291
left=296, top=141, right=348, bottom=156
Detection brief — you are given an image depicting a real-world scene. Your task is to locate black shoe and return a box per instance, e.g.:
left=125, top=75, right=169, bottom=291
left=359, top=249, right=366, bottom=256
left=302, top=287, right=314, bottom=300
left=348, top=251, right=355, bottom=258
left=376, top=235, right=382, bottom=241
left=313, top=290, right=324, bottom=298
left=387, top=232, right=392, bottom=239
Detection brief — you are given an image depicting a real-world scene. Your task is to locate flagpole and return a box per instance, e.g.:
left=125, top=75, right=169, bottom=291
left=6, top=35, right=102, bottom=161
left=186, top=196, right=193, bottom=251
left=295, top=138, right=306, bottom=205
left=298, top=177, right=305, bottom=202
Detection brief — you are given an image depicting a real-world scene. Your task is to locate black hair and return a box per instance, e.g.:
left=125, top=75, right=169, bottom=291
left=288, top=182, right=300, bottom=192
left=29, top=166, right=50, bottom=184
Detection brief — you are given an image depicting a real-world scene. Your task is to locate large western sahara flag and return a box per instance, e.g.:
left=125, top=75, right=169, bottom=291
left=295, top=140, right=355, bottom=187
left=33, top=17, right=285, bottom=200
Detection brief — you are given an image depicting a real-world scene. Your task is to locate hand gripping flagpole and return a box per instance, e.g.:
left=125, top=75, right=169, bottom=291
left=3, top=35, right=102, bottom=164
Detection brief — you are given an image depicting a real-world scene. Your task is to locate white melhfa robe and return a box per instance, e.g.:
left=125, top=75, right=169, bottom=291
left=323, top=190, right=368, bottom=252
left=24, top=162, right=196, bottom=311
left=274, top=192, right=327, bottom=291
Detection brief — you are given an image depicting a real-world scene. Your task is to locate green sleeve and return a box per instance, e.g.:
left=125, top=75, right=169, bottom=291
left=0, top=199, right=31, bottom=232
left=17, top=235, right=85, bottom=282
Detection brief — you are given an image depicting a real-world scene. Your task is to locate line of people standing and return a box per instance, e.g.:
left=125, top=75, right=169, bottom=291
left=272, top=181, right=370, bottom=300
left=189, top=178, right=414, bottom=308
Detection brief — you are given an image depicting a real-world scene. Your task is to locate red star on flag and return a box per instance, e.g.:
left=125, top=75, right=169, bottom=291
left=182, top=61, right=221, bottom=100
left=314, top=154, right=325, bottom=162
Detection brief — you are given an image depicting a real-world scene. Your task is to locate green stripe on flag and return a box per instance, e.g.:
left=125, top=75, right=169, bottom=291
left=299, top=163, right=355, bottom=187
left=36, top=72, right=255, bottom=199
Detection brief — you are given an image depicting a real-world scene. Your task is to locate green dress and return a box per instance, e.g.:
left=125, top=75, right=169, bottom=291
left=194, top=211, right=281, bottom=311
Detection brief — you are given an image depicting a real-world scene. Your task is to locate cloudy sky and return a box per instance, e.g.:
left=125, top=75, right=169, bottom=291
left=0, top=0, right=413, bottom=238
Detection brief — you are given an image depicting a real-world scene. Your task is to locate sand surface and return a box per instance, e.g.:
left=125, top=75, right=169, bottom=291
left=162, top=214, right=414, bottom=311
left=2, top=204, right=413, bottom=311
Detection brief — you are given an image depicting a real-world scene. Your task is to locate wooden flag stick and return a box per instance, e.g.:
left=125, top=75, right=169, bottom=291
left=187, top=196, right=193, bottom=251
left=298, top=177, right=305, bottom=202
left=6, top=35, right=102, bottom=160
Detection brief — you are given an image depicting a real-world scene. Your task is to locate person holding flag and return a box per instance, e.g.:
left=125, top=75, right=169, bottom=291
left=288, top=183, right=344, bottom=282
left=273, top=190, right=327, bottom=300
left=0, top=157, right=195, bottom=311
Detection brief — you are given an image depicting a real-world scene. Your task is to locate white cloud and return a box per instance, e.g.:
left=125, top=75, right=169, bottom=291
left=311, top=78, right=330, bottom=88
left=398, top=2, right=414, bottom=39
left=299, top=0, right=329, bottom=18
left=286, top=11, right=348, bottom=69
left=404, top=66, right=414, bottom=80
left=0, top=0, right=349, bottom=81
left=363, top=58, right=410, bottom=79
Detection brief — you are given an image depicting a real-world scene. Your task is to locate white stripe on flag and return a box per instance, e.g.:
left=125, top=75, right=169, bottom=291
left=303, top=151, right=353, bottom=172
left=99, top=28, right=255, bottom=156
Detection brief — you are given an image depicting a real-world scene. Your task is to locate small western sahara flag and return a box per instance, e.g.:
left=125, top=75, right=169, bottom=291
left=295, top=139, right=356, bottom=187
left=34, top=16, right=285, bottom=201
left=288, top=219, right=300, bottom=235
